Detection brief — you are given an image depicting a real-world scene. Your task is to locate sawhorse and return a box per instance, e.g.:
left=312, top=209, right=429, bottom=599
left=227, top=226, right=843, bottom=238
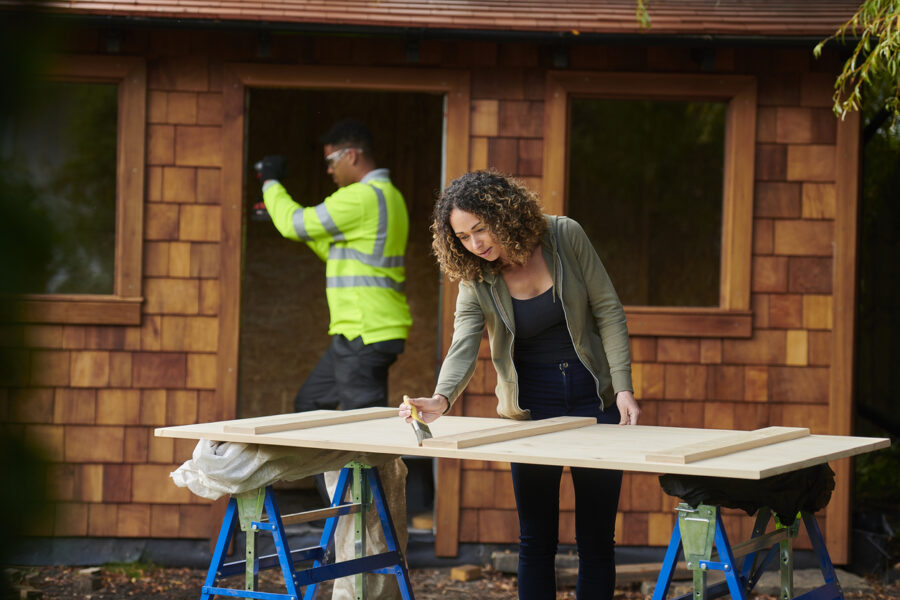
left=200, top=461, right=414, bottom=600
left=653, top=503, right=842, bottom=600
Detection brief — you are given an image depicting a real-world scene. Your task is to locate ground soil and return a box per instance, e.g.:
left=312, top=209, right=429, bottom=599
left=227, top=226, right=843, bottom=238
left=5, top=564, right=899, bottom=600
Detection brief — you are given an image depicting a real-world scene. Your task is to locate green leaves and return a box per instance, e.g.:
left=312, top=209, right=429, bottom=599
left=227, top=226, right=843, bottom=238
left=815, top=0, right=900, bottom=122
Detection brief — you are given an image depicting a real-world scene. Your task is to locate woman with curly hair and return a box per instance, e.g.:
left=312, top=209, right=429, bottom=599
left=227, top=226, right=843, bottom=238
left=401, top=170, right=640, bottom=600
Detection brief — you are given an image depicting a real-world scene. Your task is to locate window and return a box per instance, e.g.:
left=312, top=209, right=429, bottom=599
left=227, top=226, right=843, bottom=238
left=543, top=72, right=756, bottom=337
left=8, top=56, right=146, bottom=325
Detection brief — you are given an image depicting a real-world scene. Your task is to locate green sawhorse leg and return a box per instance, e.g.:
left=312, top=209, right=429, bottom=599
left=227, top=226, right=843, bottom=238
left=652, top=503, right=844, bottom=600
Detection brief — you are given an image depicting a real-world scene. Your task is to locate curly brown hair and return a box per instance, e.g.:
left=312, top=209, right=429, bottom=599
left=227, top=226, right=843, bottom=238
left=431, top=170, right=547, bottom=282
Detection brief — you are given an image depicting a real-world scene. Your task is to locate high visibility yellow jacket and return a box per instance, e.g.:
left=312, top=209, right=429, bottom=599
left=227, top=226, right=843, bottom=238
left=263, top=169, right=412, bottom=343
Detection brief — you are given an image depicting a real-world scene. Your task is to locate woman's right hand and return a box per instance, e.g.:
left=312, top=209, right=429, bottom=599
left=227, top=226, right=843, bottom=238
left=400, top=394, right=449, bottom=424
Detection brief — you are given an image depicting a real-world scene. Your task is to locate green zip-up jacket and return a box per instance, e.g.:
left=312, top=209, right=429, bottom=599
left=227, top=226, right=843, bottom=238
left=435, top=215, right=632, bottom=420
left=263, top=169, right=412, bottom=343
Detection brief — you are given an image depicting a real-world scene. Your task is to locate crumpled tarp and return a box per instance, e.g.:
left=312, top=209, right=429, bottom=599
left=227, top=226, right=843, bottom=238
left=658, top=463, right=835, bottom=525
left=170, top=439, right=397, bottom=500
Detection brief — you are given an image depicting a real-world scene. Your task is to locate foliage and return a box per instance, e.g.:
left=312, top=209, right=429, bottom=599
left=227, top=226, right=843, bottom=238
left=813, top=0, right=900, bottom=121
left=636, top=0, right=651, bottom=29
left=855, top=440, right=900, bottom=507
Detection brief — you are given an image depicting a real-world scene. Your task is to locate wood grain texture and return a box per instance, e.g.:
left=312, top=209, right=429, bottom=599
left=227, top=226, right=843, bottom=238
left=422, top=416, right=594, bottom=449
left=156, top=412, right=888, bottom=480
left=644, top=426, right=809, bottom=464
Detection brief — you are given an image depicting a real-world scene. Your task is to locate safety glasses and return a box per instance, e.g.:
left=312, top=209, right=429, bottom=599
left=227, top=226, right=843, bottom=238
left=325, top=147, right=356, bottom=168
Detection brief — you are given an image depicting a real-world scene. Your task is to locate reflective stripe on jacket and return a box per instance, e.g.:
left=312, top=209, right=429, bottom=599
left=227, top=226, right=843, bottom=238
left=263, top=171, right=412, bottom=343
left=434, top=215, right=632, bottom=420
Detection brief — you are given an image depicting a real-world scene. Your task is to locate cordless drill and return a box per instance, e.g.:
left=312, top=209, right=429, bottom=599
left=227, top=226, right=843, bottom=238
left=250, top=160, right=271, bottom=222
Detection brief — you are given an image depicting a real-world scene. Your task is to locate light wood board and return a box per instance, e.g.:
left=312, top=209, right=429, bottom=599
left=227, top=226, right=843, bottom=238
left=156, top=408, right=890, bottom=480
left=644, top=426, right=810, bottom=464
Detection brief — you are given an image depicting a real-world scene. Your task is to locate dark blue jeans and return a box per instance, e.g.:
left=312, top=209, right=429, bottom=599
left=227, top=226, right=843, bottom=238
left=511, top=359, right=623, bottom=600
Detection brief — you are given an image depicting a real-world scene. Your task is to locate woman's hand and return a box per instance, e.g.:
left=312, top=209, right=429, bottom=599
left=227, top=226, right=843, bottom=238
left=616, top=391, right=640, bottom=425
left=399, top=394, right=449, bottom=424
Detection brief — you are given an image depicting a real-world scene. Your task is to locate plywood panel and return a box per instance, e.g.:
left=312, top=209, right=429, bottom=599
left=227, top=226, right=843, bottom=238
left=156, top=409, right=888, bottom=480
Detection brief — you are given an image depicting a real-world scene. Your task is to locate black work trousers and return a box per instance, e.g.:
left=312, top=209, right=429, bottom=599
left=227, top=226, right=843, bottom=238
left=512, top=358, right=623, bottom=600
left=293, top=334, right=404, bottom=412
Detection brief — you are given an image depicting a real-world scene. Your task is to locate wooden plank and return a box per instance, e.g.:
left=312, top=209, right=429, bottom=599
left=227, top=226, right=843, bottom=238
left=222, top=407, right=397, bottom=434
left=644, top=426, right=810, bottom=464
left=12, top=296, right=142, bottom=325
left=435, top=457, right=461, bottom=557
left=423, top=416, right=595, bottom=449
left=625, top=307, right=752, bottom=338
left=828, top=109, right=860, bottom=564
left=218, top=65, right=244, bottom=424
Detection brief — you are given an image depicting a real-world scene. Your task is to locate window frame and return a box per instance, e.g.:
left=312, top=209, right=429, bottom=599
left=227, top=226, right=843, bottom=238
left=542, top=71, right=756, bottom=337
left=10, top=54, right=146, bottom=325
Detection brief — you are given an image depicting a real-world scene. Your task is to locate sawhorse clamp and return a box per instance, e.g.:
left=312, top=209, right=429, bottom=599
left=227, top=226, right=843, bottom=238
left=200, top=461, right=414, bottom=600
left=652, top=503, right=843, bottom=600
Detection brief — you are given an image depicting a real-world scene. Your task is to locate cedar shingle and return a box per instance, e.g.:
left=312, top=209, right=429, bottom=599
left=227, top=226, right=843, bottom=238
left=162, top=167, right=197, bottom=204
left=147, top=124, right=175, bottom=166
left=26, top=424, right=65, bottom=462
left=471, top=100, right=499, bottom=137
left=657, top=339, right=699, bottom=363
left=70, top=351, right=110, bottom=388
left=775, top=219, right=834, bottom=256
left=787, top=145, right=836, bottom=182
left=788, top=257, right=832, bottom=293
left=133, top=353, right=187, bottom=389
left=30, top=350, right=70, bottom=387
left=768, top=293, right=803, bottom=329
left=54, top=388, right=96, bottom=424
left=65, top=425, right=125, bottom=463
left=104, top=464, right=133, bottom=502
left=630, top=337, right=656, bottom=362
left=89, top=504, right=119, bottom=537
left=801, top=183, right=836, bottom=219
left=752, top=256, right=788, bottom=293
left=196, top=167, right=221, bottom=204
left=187, top=353, right=217, bottom=390
left=703, top=401, right=736, bottom=432
left=469, top=137, right=489, bottom=171
left=175, top=126, right=222, bottom=168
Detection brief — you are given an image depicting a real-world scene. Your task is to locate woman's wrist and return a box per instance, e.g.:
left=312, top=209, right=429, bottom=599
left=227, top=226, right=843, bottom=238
left=435, top=394, right=450, bottom=414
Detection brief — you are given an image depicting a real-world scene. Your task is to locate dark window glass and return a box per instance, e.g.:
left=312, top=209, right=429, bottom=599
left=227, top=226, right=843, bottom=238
left=567, top=98, right=726, bottom=307
left=8, top=81, right=118, bottom=295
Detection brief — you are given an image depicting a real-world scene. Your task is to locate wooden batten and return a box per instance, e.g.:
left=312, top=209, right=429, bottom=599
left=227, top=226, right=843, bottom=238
left=423, top=416, right=595, bottom=450
left=644, top=426, right=810, bottom=464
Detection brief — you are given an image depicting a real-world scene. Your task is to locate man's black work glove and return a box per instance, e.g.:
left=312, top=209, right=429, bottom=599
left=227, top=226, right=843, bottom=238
left=257, top=155, right=287, bottom=182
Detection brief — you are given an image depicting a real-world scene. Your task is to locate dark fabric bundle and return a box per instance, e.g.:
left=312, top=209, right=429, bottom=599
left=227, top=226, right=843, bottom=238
left=658, top=463, right=835, bottom=525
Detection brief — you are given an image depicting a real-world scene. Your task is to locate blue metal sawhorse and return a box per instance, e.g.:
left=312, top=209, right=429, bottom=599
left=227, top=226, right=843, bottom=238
left=652, top=503, right=843, bottom=600
left=200, top=462, right=414, bottom=600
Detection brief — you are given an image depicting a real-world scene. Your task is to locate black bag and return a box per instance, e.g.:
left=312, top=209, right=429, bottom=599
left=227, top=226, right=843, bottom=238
left=658, top=463, right=835, bottom=526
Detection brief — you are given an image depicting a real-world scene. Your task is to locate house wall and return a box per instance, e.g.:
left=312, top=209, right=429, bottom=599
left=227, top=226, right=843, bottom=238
left=1, top=25, right=856, bottom=560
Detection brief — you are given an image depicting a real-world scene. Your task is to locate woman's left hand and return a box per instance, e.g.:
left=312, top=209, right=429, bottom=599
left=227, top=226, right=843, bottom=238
left=616, top=391, right=640, bottom=425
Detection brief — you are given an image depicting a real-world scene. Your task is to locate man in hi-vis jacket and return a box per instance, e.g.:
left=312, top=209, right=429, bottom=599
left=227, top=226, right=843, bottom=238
left=258, top=119, right=411, bottom=414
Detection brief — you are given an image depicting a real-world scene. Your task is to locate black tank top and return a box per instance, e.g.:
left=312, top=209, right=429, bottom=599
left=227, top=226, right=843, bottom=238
left=511, top=287, right=580, bottom=364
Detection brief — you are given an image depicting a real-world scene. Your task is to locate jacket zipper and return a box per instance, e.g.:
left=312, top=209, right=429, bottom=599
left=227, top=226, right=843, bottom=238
left=555, top=249, right=606, bottom=412
left=490, top=285, right=522, bottom=414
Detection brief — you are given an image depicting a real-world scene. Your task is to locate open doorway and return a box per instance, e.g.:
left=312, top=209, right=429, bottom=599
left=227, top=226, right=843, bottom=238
left=238, top=88, right=444, bottom=526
